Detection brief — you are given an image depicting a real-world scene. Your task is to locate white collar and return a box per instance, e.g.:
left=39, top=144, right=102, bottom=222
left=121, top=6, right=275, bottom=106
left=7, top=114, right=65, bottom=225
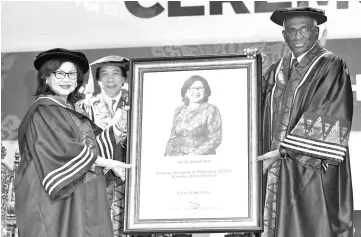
left=291, top=43, right=316, bottom=63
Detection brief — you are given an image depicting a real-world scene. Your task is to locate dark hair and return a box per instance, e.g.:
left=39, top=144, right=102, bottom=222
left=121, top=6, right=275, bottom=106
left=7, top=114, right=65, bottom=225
left=34, top=58, right=85, bottom=104
left=95, top=65, right=127, bottom=80
left=181, top=75, right=211, bottom=105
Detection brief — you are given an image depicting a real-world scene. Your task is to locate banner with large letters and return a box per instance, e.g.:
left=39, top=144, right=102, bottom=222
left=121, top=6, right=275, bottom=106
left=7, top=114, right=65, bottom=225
left=2, top=1, right=361, bottom=52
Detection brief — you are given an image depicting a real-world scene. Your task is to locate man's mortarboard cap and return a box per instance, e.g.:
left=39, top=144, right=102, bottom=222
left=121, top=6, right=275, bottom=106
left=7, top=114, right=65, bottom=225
left=270, top=7, right=327, bottom=26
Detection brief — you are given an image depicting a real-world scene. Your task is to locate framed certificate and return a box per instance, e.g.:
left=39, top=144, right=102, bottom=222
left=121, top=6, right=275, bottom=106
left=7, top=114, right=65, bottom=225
left=124, top=54, right=263, bottom=234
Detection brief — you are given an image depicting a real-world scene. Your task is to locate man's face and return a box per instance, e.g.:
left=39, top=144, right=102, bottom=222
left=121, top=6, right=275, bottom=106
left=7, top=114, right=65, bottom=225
left=98, top=65, right=125, bottom=98
left=282, top=16, right=319, bottom=57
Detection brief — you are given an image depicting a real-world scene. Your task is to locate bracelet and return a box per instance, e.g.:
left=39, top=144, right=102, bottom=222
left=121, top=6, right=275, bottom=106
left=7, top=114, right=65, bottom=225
left=279, top=147, right=288, bottom=159
left=103, top=165, right=111, bottom=175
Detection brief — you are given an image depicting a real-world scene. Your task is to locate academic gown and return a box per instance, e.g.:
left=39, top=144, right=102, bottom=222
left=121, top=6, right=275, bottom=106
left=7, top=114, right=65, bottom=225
left=78, top=90, right=128, bottom=236
left=15, top=95, right=117, bottom=237
left=261, top=44, right=354, bottom=237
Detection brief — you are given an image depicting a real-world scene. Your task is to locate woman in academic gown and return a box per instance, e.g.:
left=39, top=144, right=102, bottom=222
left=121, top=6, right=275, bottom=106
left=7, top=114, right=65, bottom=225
left=15, top=48, right=130, bottom=237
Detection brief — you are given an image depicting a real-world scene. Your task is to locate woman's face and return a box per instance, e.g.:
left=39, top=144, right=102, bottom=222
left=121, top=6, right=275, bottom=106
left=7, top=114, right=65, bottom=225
left=186, top=80, right=205, bottom=104
left=46, top=62, right=78, bottom=99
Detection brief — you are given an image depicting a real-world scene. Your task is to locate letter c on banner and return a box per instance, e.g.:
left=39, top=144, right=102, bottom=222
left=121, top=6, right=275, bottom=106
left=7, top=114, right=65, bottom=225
left=125, top=1, right=165, bottom=18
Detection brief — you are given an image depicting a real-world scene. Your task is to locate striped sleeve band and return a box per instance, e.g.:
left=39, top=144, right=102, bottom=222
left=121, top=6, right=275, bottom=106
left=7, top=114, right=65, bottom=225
left=96, top=126, right=114, bottom=160
left=42, top=145, right=95, bottom=197
left=280, top=134, right=346, bottom=163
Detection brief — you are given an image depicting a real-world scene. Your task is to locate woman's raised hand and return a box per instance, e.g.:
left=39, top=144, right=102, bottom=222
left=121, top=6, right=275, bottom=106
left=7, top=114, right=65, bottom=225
left=96, top=156, right=131, bottom=181
left=102, top=159, right=131, bottom=181
left=109, top=160, right=131, bottom=181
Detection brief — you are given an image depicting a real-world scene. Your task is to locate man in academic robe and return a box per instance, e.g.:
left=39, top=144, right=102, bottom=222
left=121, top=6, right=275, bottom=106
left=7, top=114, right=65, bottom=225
left=250, top=7, right=354, bottom=237
left=79, top=55, right=130, bottom=236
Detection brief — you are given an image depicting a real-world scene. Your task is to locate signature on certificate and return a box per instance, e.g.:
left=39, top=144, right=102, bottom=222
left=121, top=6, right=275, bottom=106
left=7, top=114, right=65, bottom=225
left=188, top=201, right=200, bottom=209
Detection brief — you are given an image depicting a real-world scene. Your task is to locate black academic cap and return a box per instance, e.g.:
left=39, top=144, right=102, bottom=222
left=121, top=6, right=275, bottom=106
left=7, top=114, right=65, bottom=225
left=34, top=48, right=89, bottom=74
left=270, top=7, right=327, bottom=26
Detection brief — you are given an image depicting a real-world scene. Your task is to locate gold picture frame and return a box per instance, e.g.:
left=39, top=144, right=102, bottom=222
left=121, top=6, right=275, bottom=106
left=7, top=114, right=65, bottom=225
left=124, top=54, right=263, bottom=234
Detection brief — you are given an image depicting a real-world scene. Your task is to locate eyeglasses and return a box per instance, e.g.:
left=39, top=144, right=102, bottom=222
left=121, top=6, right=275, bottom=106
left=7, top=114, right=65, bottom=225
left=284, top=26, right=316, bottom=37
left=52, top=71, right=78, bottom=80
left=188, top=87, right=205, bottom=92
